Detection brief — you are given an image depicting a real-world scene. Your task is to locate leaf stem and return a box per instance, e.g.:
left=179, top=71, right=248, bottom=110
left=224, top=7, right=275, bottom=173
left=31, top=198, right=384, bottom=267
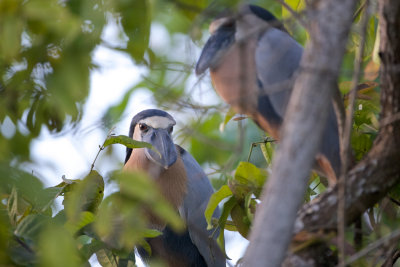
left=90, top=127, right=115, bottom=172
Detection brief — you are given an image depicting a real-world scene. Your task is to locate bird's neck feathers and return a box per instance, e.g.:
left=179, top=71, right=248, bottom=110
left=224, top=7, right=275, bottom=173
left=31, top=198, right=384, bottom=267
left=123, top=146, right=188, bottom=212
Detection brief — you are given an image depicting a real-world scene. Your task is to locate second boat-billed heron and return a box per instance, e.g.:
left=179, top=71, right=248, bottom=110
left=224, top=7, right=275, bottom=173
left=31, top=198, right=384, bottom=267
left=196, top=5, right=341, bottom=180
left=123, top=109, right=225, bottom=267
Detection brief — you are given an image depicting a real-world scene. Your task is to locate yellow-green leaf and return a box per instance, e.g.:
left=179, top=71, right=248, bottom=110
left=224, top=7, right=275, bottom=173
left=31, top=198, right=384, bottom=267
left=235, top=162, right=267, bottom=188
left=282, top=0, right=306, bottom=18
left=65, top=211, right=95, bottom=235
left=231, top=204, right=250, bottom=239
left=143, top=229, right=162, bottom=238
left=205, top=185, right=232, bottom=228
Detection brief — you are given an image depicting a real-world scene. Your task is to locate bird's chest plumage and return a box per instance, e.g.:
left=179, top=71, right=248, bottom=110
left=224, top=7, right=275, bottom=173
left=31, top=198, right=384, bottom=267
left=123, top=147, right=187, bottom=222
left=210, top=37, right=259, bottom=115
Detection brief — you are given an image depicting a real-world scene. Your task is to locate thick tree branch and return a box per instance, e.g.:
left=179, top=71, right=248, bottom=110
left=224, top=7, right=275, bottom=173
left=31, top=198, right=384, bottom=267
left=287, top=0, right=400, bottom=264
left=242, top=1, right=357, bottom=266
left=294, top=0, right=400, bottom=235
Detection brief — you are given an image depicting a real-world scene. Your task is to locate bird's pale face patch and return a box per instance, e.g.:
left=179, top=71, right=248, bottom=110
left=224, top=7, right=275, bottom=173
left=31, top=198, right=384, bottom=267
left=139, top=116, right=175, bottom=129
left=133, top=116, right=175, bottom=141
left=209, top=17, right=230, bottom=34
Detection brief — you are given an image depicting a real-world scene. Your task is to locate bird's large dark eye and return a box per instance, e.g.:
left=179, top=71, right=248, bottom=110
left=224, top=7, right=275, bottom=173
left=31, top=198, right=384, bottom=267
left=168, top=126, right=173, bottom=134
left=139, top=123, right=148, bottom=132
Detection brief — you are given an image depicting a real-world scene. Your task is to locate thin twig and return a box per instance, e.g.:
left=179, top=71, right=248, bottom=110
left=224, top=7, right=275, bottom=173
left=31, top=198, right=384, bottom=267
left=337, top=1, right=371, bottom=266
left=247, top=138, right=275, bottom=162
left=389, top=197, right=400, bottom=207
left=273, top=0, right=308, bottom=28
left=345, top=229, right=400, bottom=265
left=14, top=236, right=34, bottom=254
left=90, top=127, right=115, bottom=172
left=353, top=0, right=367, bottom=21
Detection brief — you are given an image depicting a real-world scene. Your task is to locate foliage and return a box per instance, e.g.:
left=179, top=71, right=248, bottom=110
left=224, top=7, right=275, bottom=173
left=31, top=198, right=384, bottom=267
left=0, top=0, right=397, bottom=266
left=1, top=135, right=182, bottom=266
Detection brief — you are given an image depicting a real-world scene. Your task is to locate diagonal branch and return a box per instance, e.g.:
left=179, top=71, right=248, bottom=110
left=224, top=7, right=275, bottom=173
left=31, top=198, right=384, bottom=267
left=289, top=0, right=400, bottom=264
left=242, top=0, right=357, bottom=266
left=294, top=0, right=400, bottom=235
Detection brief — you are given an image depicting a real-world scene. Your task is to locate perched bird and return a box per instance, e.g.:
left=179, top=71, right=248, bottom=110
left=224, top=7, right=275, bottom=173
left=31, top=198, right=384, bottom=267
left=123, top=109, right=225, bottom=267
left=196, top=5, right=341, bottom=181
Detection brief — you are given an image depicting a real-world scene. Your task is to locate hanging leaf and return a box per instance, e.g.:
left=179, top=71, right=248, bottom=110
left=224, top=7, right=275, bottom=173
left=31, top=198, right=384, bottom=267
left=230, top=204, right=250, bottom=239
left=217, top=196, right=236, bottom=257
left=117, top=0, right=151, bottom=63
left=219, top=108, right=236, bottom=132
left=204, top=185, right=232, bottom=228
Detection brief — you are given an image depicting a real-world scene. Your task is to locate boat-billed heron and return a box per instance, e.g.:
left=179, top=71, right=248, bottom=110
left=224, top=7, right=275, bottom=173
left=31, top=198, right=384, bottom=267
left=196, top=5, right=341, bottom=180
left=123, top=109, right=225, bottom=267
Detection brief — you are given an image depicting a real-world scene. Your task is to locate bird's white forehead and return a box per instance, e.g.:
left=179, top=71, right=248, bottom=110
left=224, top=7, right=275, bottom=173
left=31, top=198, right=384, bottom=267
left=209, top=17, right=230, bottom=34
left=139, top=116, right=175, bottom=129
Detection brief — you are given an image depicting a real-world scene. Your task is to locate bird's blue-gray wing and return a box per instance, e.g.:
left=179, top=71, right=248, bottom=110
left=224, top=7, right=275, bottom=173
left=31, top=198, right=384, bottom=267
left=178, top=146, right=225, bottom=267
left=255, top=27, right=341, bottom=174
left=255, top=27, right=303, bottom=118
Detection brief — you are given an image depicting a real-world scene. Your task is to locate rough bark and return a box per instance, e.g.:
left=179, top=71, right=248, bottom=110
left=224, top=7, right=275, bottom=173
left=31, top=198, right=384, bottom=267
left=285, top=0, right=400, bottom=264
left=294, top=0, right=400, bottom=234
left=242, top=1, right=357, bottom=266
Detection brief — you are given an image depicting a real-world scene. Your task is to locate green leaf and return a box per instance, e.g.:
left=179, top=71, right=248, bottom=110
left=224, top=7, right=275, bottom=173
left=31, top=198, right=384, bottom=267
left=63, top=171, right=104, bottom=222
left=38, top=224, right=82, bottom=267
left=219, top=107, right=236, bottom=132
left=231, top=162, right=268, bottom=199
left=14, top=214, right=49, bottom=242
left=234, top=162, right=266, bottom=188
left=34, top=186, right=64, bottom=213
left=260, top=140, right=275, bottom=165
left=8, top=236, right=36, bottom=265
left=116, top=250, right=136, bottom=267
left=103, top=135, right=158, bottom=155
left=231, top=204, right=250, bottom=238
left=1, top=166, right=45, bottom=210
left=117, top=0, right=151, bottom=63
left=217, top=196, right=237, bottom=256
left=138, top=239, right=152, bottom=256
left=142, top=229, right=162, bottom=238
left=7, top=187, right=19, bottom=227
left=65, top=211, right=95, bottom=235
left=96, top=249, right=118, bottom=267
left=80, top=238, right=104, bottom=261
left=223, top=220, right=238, bottom=231
left=244, top=192, right=254, bottom=223
left=282, top=0, right=306, bottom=18
left=205, top=185, right=232, bottom=228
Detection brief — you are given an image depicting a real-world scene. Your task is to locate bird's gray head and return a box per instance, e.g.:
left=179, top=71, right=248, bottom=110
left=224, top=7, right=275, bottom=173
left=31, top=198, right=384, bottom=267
left=125, top=109, right=177, bottom=169
left=195, top=5, right=282, bottom=75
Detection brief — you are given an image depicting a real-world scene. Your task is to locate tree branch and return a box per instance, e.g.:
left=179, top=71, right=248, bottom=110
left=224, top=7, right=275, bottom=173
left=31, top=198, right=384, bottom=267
left=286, top=0, right=400, bottom=264
left=242, top=0, right=357, bottom=266
left=294, top=0, right=400, bottom=235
